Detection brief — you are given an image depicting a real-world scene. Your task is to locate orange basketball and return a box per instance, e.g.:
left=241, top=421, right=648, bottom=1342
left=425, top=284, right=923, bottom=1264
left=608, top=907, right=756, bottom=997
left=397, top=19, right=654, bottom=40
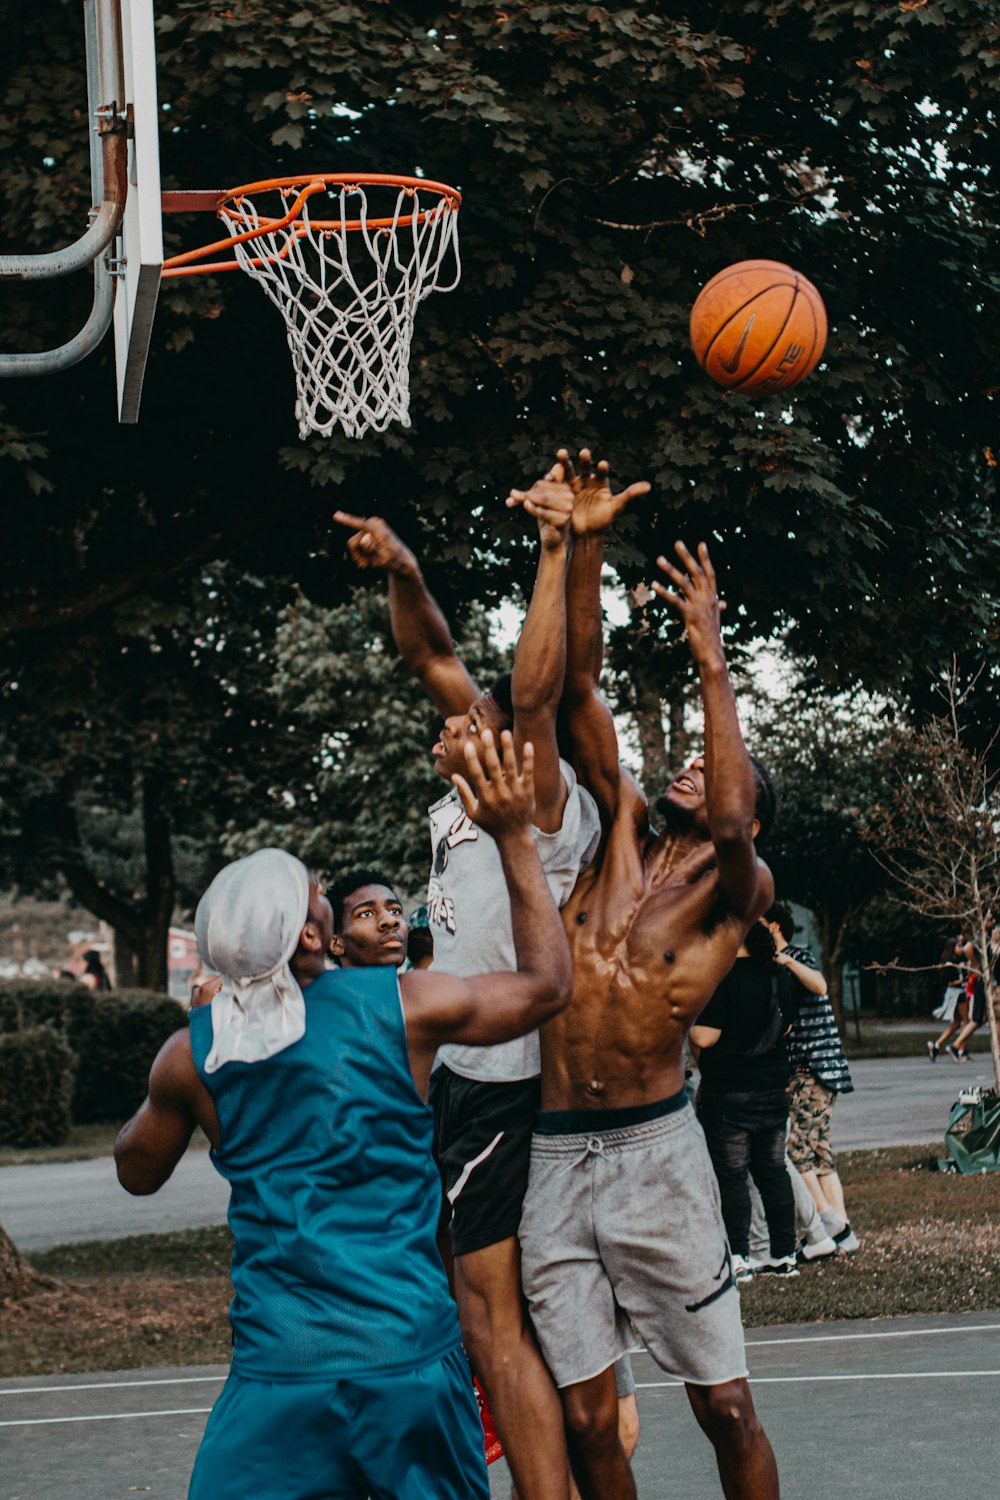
left=690, top=260, right=827, bottom=394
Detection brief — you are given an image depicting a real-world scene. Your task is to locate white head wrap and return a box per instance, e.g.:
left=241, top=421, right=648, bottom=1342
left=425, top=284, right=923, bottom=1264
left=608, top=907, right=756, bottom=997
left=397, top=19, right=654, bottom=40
left=195, top=848, right=312, bottom=1074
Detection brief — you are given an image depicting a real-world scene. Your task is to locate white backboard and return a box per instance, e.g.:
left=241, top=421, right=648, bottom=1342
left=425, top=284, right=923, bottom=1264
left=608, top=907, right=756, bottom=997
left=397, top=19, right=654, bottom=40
left=113, top=0, right=162, bottom=422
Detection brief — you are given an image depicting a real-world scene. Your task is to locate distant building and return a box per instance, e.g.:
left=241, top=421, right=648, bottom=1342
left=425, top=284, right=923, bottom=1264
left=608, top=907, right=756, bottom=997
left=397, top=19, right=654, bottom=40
left=168, top=928, right=200, bottom=1001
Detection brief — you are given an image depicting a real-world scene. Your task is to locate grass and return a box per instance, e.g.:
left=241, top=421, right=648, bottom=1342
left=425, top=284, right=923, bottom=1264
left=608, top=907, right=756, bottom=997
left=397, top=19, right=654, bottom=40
left=3, top=1146, right=1000, bottom=1378
left=739, top=1144, right=1000, bottom=1324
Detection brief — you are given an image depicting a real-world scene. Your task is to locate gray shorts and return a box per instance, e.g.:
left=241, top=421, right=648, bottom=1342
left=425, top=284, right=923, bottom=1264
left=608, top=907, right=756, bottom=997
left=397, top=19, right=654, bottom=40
left=519, top=1097, right=747, bottom=1389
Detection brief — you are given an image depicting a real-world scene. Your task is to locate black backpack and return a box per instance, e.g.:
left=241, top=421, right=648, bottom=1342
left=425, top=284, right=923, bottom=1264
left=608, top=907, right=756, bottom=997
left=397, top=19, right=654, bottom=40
left=744, top=974, right=785, bottom=1058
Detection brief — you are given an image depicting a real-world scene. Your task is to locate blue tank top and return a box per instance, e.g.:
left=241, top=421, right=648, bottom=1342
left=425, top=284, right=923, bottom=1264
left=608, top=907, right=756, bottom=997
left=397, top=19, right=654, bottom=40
left=189, top=966, right=461, bottom=1380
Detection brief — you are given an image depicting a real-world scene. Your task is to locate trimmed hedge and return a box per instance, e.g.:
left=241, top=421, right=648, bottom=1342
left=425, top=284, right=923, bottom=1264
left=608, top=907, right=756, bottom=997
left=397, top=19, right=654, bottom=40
left=65, top=989, right=189, bottom=1124
left=0, top=978, right=82, bottom=1034
left=0, top=980, right=188, bottom=1130
left=0, top=1024, right=76, bottom=1147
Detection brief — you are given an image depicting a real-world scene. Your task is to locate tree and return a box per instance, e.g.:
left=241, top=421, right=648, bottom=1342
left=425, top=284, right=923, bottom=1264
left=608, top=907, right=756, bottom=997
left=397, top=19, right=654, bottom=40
left=863, top=671, right=1000, bottom=1088
left=0, top=1, right=996, bottom=670
left=2, top=2, right=998, bottom=974
left=0, top=569, right=314, bottom=986
left=0, top=1223, right=57, bottom=1302
left=753, top=680, right=889, bottom=1023
left=223, top=588, right=510, bottom=893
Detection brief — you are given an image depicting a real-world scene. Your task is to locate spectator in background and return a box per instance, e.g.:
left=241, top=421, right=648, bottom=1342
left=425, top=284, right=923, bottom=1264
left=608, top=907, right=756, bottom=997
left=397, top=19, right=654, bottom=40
left=948, top=912, right=997, bottom=1063
left=406, top=905, right=435, bottom=970
left=691, top=920, right=801, bottom=1283
left=766, top=902, right=858, bottom=1256
left=64, top=944, right=112, bottom=991
left=928, top=933, right=969, bottom=1061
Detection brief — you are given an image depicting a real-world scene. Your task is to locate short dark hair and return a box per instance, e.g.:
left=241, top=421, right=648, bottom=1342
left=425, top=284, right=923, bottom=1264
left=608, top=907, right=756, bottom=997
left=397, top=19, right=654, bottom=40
left=326, top=868, right=398, bottom=931
left=749, top=754, right=777, bottom=842
left=745, top=918, right=777, bottom=970
left=488, top=672, right=514, bottom=731
left=406, top=927, right=434, bottom=965
left=765, top=901, right=794, bottom=943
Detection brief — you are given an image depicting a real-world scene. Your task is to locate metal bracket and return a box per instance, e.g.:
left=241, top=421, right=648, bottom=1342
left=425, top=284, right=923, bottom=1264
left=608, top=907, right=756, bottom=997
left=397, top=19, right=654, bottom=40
left=95, top=100, right=130, bottom=135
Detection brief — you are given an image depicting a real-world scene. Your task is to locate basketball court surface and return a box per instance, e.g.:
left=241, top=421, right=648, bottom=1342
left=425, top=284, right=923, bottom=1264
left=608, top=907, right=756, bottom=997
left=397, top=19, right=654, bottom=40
left=3, top=1313, right=997, bottom=1499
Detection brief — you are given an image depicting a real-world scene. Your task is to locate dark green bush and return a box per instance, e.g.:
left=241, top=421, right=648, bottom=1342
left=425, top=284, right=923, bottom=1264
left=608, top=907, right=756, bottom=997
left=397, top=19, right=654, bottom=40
left=0, top=986, right=24, bottom=1034
left=66, top=989, right=188, bottom=1124
left=0, top=1024, right=76, bottom=1147
left=0, top=978, right=83, bottom=1034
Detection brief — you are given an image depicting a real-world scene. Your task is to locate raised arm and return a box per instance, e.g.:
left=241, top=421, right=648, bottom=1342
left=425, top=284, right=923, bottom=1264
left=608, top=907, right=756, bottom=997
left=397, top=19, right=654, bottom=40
left=401, top=730, right=572, bottom=1092
left=333, top=511, right=477, bottom=718
left=653, top=541, right=771, bottom=923
left=114, top=1030, right=218, bottom=1195
left=560, top=450, right=650, bottom=828
left=775, top=949, right=828, bottom=996
left=504, top=463, right=574, bottom=831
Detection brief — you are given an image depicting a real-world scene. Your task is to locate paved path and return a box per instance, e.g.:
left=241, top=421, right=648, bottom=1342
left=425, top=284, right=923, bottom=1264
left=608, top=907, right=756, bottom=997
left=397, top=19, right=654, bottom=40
left=3, top=1313, right=998, bottom=1499
left=0, top=1150, right=229, bottom=1253
left=831, top=1052, right=990, bottom=1150
left=0, top=1053, right=989, bottom=1252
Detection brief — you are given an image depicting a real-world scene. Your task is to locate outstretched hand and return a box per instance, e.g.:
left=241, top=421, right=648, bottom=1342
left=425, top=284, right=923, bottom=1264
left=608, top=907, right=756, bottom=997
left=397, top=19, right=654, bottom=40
left=505, top=461, right=574, bottom=551
left=652, top=541, right=727, bottom=664
left=191, top=975, right=222, bottom=1010
left=451, top=729, right=536, bottom=839
left=332, top=511, right=416, bottom=573
left=556, top=448, right=651, bottom=536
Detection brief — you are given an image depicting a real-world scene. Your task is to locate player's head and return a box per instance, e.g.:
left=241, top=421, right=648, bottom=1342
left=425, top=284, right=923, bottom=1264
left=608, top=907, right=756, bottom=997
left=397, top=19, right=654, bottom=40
left=765, top=901, right=794, bottom=944
left=745, top=917, right=778, bottom=969
left=193, top=849, right=333, bottom=1071
left=406, top=925, right=434, bottom=969
left=326, top=869, right=407, bottom=967
left=431, top=673, right=514, bottom=782
left=655, top=751, right=776, bottom=843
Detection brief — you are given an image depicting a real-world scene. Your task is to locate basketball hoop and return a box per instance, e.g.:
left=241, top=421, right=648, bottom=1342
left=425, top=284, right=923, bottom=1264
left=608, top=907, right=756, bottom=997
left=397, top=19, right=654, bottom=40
left=162, top=173, right=461, bottom=440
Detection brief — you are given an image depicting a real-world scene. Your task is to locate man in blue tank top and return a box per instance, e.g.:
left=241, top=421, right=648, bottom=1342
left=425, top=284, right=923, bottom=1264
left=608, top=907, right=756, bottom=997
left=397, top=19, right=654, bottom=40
left=115, top=730, right=571, bottom=1500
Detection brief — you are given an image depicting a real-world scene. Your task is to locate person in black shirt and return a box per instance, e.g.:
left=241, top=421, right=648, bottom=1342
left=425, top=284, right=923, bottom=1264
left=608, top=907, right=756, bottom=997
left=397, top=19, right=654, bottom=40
left=691, top=922, right=800, bottom=1282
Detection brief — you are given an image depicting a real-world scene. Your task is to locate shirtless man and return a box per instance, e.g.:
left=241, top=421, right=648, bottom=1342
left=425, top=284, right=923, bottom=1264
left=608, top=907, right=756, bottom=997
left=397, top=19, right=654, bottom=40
left=511, top=452, right=780, bottom=1500
left=334, top=483, right=603, bottom=1500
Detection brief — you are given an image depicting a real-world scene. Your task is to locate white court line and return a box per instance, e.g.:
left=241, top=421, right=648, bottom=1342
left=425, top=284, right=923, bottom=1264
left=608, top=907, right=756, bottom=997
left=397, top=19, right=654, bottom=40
left=745, top=1322, right=1000, bottom=1349
left=638, top=1369, right=1000, bottom=1391
left=7, top=1370, right=1000, bottom=1425
left=0, top=1374, right=225, bottom=1398
left=0, top=1407, right=212, bottom=1428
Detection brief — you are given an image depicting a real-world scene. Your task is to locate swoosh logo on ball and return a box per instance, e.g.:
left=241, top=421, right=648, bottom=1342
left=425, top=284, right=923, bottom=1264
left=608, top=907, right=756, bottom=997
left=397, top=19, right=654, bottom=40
left=720, top=314, right=756, bottom=374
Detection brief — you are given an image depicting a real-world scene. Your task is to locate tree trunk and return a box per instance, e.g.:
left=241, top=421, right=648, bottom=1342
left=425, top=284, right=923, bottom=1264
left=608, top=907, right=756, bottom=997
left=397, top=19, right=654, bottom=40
left=632, top=681, right=671, bottom=795
left=60, top=774, right=176, bottom=992
left=136, top=770, right=175, bottom=991
left=987, top=976, right=1000, bottom=1098
left=114, top=928, right=140, bottom=988
left=0, top=1224, right=59, bottom=1301
left=667, top=693, right=692, bottom=776
left=816, top=905, right=846, bottom=1029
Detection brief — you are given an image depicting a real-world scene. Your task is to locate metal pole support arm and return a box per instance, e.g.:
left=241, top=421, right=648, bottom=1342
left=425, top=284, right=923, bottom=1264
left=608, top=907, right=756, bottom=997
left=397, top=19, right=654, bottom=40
left=0, top=0, right=127, bottom=282
left=0, top=254, right=116, bottom=377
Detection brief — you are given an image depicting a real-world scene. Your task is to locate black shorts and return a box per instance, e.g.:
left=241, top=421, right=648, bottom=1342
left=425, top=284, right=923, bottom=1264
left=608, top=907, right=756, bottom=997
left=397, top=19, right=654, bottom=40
left=429, top=1064, right=540, bottom=1258
left=971, top=981, right=986, bottom=1027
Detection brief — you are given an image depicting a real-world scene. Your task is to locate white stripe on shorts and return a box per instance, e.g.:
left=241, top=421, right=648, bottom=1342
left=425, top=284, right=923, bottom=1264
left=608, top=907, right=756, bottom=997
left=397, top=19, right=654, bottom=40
left=447, top=1131, right=505, bottom=1205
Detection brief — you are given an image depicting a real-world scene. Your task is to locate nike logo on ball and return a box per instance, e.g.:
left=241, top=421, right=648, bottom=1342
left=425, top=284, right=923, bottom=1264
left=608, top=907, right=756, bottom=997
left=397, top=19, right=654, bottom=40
left=720, top=314, right=756, bottom=374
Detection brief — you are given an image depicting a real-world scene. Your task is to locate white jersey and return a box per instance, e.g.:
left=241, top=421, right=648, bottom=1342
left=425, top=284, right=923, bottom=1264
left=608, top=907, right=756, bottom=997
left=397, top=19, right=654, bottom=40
left=428, top=758, right=600, bottom=1083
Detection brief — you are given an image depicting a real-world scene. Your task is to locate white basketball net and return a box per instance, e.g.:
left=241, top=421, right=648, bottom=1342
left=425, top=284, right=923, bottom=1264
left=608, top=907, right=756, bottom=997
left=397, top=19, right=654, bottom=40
left=219, top=181, right=461, bottom=441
